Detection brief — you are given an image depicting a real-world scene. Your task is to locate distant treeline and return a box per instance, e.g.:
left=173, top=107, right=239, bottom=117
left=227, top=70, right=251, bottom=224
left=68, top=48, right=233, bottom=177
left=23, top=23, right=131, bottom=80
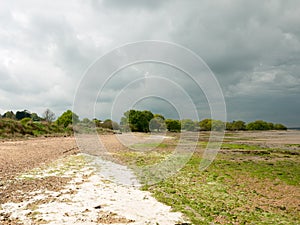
left=119, top=109, right=287, bottom=132
left=0, top=109, right=287, bottom=138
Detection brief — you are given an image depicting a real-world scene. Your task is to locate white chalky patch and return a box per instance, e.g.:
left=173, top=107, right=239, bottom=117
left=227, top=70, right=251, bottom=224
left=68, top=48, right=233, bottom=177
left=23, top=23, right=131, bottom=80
left=0, top=154, right=188, bottom=225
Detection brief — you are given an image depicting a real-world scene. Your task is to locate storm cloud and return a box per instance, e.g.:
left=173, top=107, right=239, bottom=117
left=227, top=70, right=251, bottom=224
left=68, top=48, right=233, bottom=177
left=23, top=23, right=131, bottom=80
left=0, top=0, right=299, bottom=127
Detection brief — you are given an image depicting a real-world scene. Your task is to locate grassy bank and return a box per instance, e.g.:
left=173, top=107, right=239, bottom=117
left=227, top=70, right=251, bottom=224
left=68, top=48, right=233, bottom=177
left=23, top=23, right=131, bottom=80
left=0, top=118, right=72, bottom=138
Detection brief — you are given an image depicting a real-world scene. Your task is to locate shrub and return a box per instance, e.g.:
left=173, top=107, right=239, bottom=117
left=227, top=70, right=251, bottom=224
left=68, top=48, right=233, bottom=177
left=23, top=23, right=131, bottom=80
left=246, top=120, right=271, bottom=131
left=274, top=123, right=287, bottom=130
left=56, top=110, right=79, bottom=128
left=165, top=119, right=181, bottom=132
left=20, top=117, right=31, bottom=126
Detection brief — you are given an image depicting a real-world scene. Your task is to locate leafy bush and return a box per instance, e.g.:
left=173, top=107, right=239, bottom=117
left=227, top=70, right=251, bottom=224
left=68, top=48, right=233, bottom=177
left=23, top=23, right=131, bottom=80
left=165, top=119, right=181, bottom=132
left=149, top=115, right=166, bottom=132
left=246, top=120, right=272, bottom=130
left=56, top=110, right=79, bottom=128
left=226, top=120, right=246, bottom=131
left=16, top=110, right=32, bottom=120
left=0, top=118, right=70, bottom=138
left=181, top=119, right=197, bottom=131
left=273, top=123, right=287, bottom=130
left=121, top=110, right=154, bottom=132
left=20, top=117, right=31, bottom=126
left=199, top=119, right=225, bottom=131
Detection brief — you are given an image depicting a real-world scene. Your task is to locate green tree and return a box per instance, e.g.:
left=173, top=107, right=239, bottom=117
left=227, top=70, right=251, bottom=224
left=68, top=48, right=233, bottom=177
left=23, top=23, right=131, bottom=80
left=127, top=110, right=139, bottom=131
left=81, top=118, right=91, bottom=124
left=226, top=120, right=246, bottom=131
left=233, top=120, right=246, bottom=130
left=31, top=113, right=41, bottom=121
left=246, top=120, right=270, bottom=130
left=120, top=116, right=130, bottom=132
left=199, top=119, right=212, bottom=131
left=16, top=110, right=31, bottom=120
left=142, top=110, right=154, bottom=122
left=80, top=118, right=94, bottom=128
left=124, top=109, right=154, bottom=132
left=92, top=118, right=102, bottom=127
left=153, top=114, right=165, bottom=120
left=56, top=110, right=79, bottom=128
left=273, top=123, right=287, bottom=130
left=165, top=119, right=181, bottom=132
left=268, top=122, right=274, bottom=130
left=212, top=120, right=225, bottom=131
left=149, top=114, right=166, bottom=132
left=100, top=119, right=120, bottom=130
left=2, top=111, right=16, bottom=119
left=200, top=119, right=225, bottom=131
left=181, top=119, right=196, bottom=131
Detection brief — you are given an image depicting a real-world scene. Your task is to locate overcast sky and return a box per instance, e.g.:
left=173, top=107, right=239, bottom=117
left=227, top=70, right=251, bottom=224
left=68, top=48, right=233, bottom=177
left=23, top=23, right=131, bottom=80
left=0, top=0, right=299, bottom=127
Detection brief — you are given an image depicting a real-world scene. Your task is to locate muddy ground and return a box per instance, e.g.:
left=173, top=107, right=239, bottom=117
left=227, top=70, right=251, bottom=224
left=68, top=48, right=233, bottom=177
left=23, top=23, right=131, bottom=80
left=0, top=135, right=189, bottom=225
left=2, top=131, right=298, bottom=180
left=0, top=131, right=299, bottom=224
left=0, top=137, right=78, bottom=180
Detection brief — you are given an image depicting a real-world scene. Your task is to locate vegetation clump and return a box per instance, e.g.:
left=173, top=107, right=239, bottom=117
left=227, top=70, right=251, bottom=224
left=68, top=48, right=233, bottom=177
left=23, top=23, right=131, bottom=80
left=0, top=109, right=75, bottom=138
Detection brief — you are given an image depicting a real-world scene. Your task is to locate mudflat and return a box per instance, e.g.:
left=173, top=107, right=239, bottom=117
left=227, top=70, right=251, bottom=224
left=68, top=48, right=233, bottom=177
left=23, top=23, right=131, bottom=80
left=0, top=130, right=299, bottom=224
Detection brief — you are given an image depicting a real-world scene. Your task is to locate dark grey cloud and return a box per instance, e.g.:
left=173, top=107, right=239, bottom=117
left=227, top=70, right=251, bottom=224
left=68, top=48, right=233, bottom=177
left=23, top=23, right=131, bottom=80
left=157, top=0, right=300, bottom=126
left=227, top=94, right=300, bottom=127
left=0, top=0, right=299, bottom=126
left=170, top=1, right=300, bottom=74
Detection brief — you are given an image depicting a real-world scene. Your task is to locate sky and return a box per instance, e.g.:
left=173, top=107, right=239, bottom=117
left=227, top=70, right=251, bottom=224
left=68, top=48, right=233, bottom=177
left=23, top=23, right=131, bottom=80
left=0, top=0, right=300, bottom=127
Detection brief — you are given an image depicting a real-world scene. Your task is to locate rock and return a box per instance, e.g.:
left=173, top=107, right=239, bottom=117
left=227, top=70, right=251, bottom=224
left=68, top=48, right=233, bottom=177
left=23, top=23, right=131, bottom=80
left=94, top=205, right=101, bottom=209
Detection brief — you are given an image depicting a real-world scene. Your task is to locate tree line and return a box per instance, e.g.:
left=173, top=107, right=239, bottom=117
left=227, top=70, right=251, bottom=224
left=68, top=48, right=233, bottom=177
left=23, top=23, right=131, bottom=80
left=0, top=108, right=287, bottom=137
left=0, top=109, right=120, bottom=137
left=119, top=109, right=287, bottom=132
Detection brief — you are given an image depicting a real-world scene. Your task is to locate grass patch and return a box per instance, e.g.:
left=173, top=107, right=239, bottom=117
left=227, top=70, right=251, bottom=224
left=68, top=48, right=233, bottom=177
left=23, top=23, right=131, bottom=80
left=221, top=143, right=263, bottom=150
left=130, top=142, right=169, bottom=149
left=285, top=144, right=300, bottom=148
left=142, top=154, right=300, bottom=224
left=216, top=159, right=300, bottom=186
left=113, top=132, right=299, bottom=224
left=200, top=142, right=270, bottom=152
left=118, top=151, right=166, bottom=167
